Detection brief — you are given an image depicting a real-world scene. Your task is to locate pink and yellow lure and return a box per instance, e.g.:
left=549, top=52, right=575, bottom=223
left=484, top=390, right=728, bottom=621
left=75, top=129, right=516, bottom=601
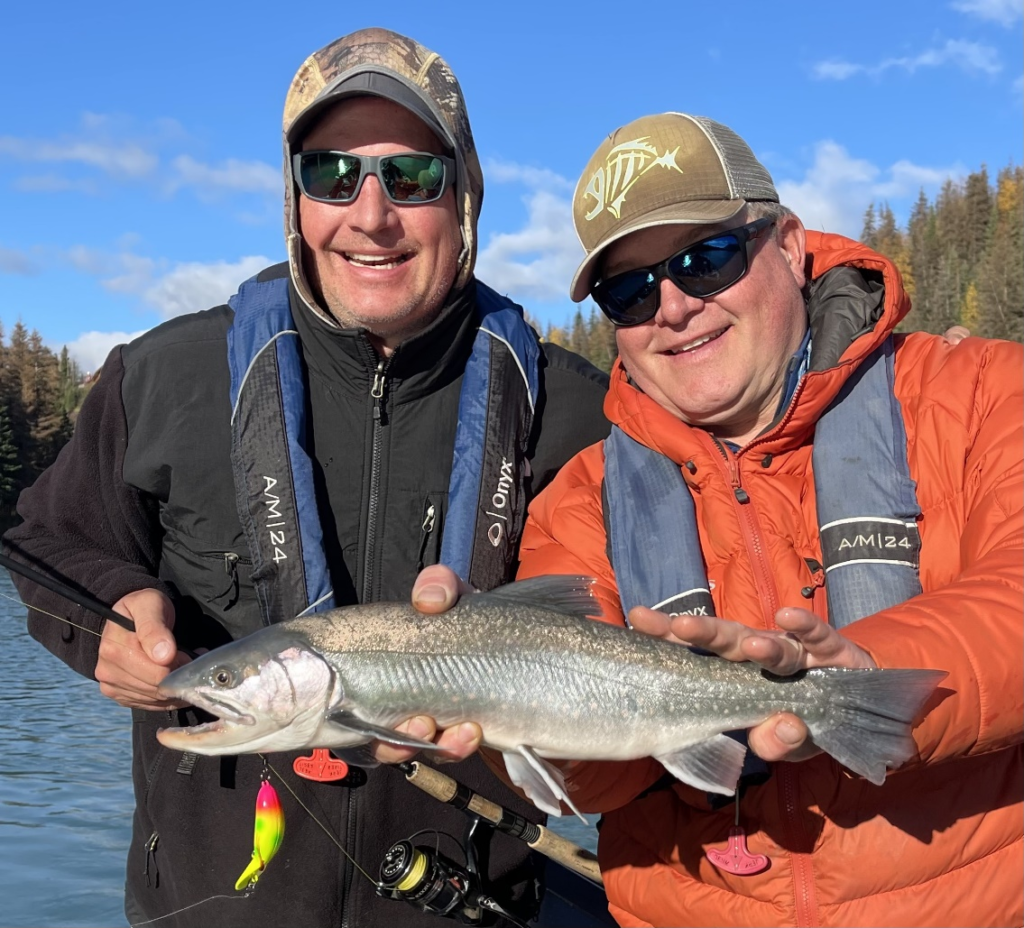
left=235, top=778, right=285, bottom=891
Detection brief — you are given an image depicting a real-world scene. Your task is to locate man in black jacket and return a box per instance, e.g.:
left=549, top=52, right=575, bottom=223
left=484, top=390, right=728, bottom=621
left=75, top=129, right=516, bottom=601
left=3, top=28, right=609, bottom=928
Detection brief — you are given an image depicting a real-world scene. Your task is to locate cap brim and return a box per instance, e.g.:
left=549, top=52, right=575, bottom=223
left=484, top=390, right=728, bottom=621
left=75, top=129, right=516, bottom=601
left=569, top=198, right=746, bottom=302
left=287, top=69, right=453, bottom=152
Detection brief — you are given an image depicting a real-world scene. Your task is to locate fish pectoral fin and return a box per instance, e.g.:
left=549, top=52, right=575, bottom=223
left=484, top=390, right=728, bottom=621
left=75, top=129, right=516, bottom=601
left=656, top=734, right=748, bottom=796
left=327, top=745, right=381, bottom=769
left=503, top=746, right=589, bottom=824
left=326, top=711, right=437, bottom=750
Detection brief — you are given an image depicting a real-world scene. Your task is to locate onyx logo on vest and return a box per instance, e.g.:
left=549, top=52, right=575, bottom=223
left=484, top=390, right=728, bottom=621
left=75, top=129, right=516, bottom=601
left=262, top=475, right=290, bottom=564
left=656, top=588, right=716, bottom=618
left=485, top=457, right=516, bottom=548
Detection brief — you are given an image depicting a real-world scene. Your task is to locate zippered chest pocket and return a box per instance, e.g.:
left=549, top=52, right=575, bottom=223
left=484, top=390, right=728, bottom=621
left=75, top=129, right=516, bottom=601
left=158, top=531, right=259, bottom=641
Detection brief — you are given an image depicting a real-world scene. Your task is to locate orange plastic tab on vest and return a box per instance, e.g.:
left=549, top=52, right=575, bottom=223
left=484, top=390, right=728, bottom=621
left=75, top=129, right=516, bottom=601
left=293, top=748, right=350, bottom=782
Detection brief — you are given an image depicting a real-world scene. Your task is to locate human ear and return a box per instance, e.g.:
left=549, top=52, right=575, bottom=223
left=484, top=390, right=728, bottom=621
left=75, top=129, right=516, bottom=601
left=777, top=214, right=807, bottom=288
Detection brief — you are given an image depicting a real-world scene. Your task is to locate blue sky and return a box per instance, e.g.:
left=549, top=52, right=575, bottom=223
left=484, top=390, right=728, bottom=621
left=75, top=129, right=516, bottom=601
left=1, top=0, right=1021, bottom=372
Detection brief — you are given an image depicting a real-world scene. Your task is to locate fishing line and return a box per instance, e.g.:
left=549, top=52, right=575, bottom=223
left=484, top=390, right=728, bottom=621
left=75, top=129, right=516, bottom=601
left=0, top=588, right=104, bottom=641
left=262, top=757, right=379, bottom=887
left=128, top=891, right=254, bottom=926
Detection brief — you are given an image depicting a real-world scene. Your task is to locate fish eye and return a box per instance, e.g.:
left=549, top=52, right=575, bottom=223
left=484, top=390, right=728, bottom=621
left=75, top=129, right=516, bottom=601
left=211, top=666, right=237, bottom=688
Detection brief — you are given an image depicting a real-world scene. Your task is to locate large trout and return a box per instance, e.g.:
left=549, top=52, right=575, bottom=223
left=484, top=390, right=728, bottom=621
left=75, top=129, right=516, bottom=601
left=157, top=576, right=943, bottom=818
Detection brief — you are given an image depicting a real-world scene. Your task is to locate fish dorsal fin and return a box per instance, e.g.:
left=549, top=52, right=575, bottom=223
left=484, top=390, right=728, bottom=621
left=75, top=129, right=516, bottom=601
left=474, top=576, right=602, bottom=621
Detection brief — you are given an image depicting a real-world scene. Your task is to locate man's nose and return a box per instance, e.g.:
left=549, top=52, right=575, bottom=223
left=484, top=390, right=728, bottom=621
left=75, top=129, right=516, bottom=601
left=656, top=276, right=705, bottom=325
left=347, top=174, right=395, bottom=233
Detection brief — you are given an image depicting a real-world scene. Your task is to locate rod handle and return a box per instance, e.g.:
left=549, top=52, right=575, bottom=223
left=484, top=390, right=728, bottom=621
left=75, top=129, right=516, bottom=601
left=528, top=825, right=603, bottom=884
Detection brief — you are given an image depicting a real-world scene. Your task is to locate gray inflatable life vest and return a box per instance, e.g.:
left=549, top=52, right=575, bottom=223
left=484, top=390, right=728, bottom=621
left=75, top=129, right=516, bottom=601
left=605, top=334, right=923, bottom=628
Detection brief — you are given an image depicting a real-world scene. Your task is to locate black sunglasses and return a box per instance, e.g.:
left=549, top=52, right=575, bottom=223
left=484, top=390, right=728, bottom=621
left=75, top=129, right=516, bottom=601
left=292, top=150, right=455, bottom=204
left=592, top=217, right=776, bottom=327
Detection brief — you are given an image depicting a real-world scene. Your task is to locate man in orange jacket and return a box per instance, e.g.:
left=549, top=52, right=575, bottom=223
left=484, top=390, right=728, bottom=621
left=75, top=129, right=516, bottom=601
left=404, top=112, right=1022, bottom=927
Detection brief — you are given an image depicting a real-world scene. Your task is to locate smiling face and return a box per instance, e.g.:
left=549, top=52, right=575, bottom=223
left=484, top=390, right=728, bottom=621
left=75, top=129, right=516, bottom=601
left=605, top=211, right=810, bottom=446
left=297, top=97, right=463, bottom=353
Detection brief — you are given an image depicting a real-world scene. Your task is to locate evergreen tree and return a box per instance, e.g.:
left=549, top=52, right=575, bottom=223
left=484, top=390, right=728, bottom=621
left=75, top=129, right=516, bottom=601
left=0, top=405, right=20, bottom=517
left=585, top=305, right=618, bottom=373
left=569, top=309, right=589, bottom=358
left=865, top=162, right=1022, bottom=342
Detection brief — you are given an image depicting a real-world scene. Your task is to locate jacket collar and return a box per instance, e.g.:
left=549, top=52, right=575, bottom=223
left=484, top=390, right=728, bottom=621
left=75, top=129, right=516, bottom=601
left=291, top=278, right=479, bottom=400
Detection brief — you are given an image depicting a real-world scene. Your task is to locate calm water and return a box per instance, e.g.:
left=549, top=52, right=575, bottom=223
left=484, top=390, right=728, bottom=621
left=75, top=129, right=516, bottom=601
left=0, top=574, right=597, bottom=928
left=0, top=573, right=134, bottom=928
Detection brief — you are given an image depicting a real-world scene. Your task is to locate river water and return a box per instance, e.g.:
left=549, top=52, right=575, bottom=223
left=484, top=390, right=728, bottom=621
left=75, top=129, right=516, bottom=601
left=0, top=573, right=598, bottom=927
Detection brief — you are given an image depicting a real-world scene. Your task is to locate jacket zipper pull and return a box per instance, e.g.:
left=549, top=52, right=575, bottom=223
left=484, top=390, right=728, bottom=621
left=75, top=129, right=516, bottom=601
left=144, top=831, right=159, bottom=887
left=370, top=359, right=387, bottom=423
left=709, top=434, right=749, bottom=503
left=417, top=502, right=437, bottom=571
left=215, top=551, right=241, bottom=601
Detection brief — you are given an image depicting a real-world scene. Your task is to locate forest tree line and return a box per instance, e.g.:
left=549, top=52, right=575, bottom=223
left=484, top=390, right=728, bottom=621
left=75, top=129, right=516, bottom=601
left=0, top=321, right=85, bottom=524
left=1, top=161, right=1019, bottom=521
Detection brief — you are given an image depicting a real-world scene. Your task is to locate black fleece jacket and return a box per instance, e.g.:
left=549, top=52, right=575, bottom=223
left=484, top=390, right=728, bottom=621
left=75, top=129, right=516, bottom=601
left=4, top=266, right=610, bottom=928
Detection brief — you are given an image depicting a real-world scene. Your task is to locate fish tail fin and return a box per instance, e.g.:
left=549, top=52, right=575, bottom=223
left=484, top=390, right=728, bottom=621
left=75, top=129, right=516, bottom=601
left=809, top=668, right=946, bottom=785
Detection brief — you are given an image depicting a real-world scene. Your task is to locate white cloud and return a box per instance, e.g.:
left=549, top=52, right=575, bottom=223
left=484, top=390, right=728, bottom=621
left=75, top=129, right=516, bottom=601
left=1014, top=74, right=1024, bottom=94
left=0, top=246, right=38, bottom=275
left=171, top=155, right=279, bottom=195
left=0, top=135, right=157, bottom=177
left=59, top=245, right=273, bottom=319
left=0, top=115, right=279, bottom=202
left=140, top=256, right=272, bottom=319
left=103, top=254, right=160, bottom=297
left=484, top=159, right=574, bottom=192
left=63, top=329, right=149, bottom=375
left=813, top=39, right=1002, bottom=80
left=950, top=0, right=1023, bottom=26
left=776, top=141, right=964, bottom=237
left=14, top=174, right=100, bottom=194
left=476, top=163, right=582, bottom=303
left=58, top=254, right=274, bottom=368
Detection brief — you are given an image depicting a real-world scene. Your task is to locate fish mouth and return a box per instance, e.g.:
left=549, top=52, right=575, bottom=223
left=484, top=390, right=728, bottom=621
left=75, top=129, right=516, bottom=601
left=155, top=691, right=258, bottom=749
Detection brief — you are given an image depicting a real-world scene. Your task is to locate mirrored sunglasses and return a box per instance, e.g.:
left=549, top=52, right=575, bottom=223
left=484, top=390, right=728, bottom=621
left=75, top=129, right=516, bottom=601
left=592, top=218, right=776, bottom=327
left=293, top=150, right=455, bottom=204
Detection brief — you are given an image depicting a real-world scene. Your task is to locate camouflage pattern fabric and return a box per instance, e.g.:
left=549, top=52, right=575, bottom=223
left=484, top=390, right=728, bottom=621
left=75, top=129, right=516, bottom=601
left=282, top=28, right=483, bottom=316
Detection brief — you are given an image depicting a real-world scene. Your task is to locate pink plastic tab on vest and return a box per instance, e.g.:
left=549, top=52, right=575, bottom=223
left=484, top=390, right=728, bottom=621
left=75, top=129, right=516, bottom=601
left=706, top=827, right=770, bottom=875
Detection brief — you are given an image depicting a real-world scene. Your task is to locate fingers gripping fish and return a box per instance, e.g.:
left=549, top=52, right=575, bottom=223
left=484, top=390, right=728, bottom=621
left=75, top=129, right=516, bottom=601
left=156, top=577, right=944, bottom=821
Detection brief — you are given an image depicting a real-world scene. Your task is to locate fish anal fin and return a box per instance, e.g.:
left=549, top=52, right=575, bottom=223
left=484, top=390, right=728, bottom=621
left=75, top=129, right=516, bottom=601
left=503, top=746, right=589, bottom=824
left=656, top=733, right=748, bottom=796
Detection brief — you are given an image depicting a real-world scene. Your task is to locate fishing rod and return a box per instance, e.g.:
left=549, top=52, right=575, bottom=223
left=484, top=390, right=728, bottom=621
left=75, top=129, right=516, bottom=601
left=0, top=550, right=137, bottom=633
left=396, top=760, right=603, bottom=886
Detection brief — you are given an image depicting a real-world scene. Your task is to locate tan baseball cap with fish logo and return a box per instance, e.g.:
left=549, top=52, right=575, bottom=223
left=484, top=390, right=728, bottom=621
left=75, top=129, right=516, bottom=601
left=569, top=112, right=778, bottom=301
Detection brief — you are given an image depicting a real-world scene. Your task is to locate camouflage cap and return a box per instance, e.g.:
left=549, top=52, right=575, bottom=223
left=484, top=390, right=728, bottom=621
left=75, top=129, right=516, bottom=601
left=282, top=28, right=483, bottom=312
left=569, top=112, right=778, bottom=302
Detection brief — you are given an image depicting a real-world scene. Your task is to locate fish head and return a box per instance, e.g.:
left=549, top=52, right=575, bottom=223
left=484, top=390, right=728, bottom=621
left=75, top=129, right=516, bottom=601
left=156, top=627, right=339, bottom=755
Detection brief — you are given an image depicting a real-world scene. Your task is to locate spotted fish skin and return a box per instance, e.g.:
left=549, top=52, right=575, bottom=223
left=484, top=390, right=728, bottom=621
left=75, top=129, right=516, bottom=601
left=157, top=576, right=944, bottom=815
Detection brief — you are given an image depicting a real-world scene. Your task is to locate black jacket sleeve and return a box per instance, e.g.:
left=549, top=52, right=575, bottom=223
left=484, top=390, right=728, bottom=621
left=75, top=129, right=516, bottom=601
left=2, top=345, right=170, bottom=679
left=529, top=343, right=610, bottom=494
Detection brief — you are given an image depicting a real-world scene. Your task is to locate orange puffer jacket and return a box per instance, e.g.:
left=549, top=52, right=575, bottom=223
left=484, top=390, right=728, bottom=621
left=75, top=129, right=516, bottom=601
left=517, top=233, right=1023, bottom=927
